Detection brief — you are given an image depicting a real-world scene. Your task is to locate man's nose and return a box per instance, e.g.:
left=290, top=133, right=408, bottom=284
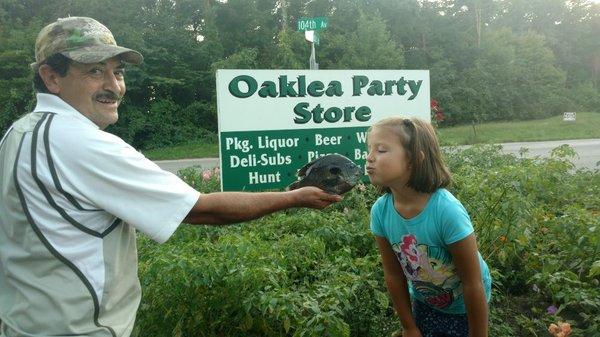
left=103, top=71, right=122, bottom=93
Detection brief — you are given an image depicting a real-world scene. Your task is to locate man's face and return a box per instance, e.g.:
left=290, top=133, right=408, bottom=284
left=54, top=57, right=126, bottom=129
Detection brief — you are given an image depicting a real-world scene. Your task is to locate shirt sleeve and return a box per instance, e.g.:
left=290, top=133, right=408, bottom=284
left=369, top=195, right=387, bottom=237
left=439, top=197, right=474, bottom=246
left=52, top=128, right=200, bottom=244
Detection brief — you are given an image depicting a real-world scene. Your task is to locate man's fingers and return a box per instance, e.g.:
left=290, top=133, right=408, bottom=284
left=294, top=186, right=342, bottom=208
left=314, top=190, right=341, bottom=208
left=322, top=193, right=342, bottom=203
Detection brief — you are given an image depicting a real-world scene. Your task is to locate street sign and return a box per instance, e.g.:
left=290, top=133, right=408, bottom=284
left=305, top=30, right=320, bottom=46
left=563, top=112, right=576, bottom=122
left=297, top=17, right=328, bottom=31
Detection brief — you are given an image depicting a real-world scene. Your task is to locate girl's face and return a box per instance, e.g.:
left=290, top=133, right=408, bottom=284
left=365, top=126, right=411, bottom=188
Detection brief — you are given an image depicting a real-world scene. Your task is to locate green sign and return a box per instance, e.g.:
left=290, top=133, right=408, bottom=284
left=215, top=69, right=432, bottom=192
left=313, top=31, right=320, bottom=45
left=297, top=17, right=328, bottom=31
left=220, top=127, right=369, bottom=191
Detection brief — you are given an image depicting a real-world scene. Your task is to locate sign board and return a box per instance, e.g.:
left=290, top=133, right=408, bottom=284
left=305, top=30, right=320, bottom=45
left=563, top=112, right=576, bottom=122
left=297, top=17, right=328, bottom=31
left=216, top=69, right=431, bottom=191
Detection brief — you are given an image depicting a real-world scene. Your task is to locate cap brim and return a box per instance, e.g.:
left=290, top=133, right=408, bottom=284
left=61, top=45, right=143, bottom=65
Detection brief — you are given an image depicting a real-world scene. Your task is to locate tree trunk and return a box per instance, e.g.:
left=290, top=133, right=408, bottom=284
left=280, top=0, right=287, bottom=30
left=475, top=2, right=482, bottom=48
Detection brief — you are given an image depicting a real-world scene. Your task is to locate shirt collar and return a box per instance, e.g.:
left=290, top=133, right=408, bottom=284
left=33, top=93, right=100, bottom=130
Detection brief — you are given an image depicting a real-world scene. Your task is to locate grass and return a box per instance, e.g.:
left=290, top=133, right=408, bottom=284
left=437, top=112, right=600, bottom=145
left=142, top=112, right=600, bottom=160
left=142, top=140, right=218, bottom=160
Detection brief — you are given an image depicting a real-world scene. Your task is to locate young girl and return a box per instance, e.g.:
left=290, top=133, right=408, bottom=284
left=366, top=117, right=491, bottom=337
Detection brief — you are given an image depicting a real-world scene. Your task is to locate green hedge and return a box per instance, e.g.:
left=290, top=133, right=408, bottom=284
left=134, top=146, right=599, bottom=336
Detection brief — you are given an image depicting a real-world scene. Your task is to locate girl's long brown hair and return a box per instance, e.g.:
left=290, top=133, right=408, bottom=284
left=369, top=117, right=451, bottom=194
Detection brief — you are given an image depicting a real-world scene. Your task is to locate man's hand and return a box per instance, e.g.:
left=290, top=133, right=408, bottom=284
left=289, top=186, right=342, bottom=209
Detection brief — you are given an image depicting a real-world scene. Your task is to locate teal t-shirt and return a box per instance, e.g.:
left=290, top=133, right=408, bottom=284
left=370, top=188, right=491, bottom=314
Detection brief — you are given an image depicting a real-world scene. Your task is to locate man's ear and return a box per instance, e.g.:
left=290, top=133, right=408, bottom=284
left=38, top=64, right=62, bottom=94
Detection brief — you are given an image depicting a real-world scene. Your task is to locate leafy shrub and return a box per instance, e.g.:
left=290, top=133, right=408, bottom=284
left=134, top=146, right=599, bottom=336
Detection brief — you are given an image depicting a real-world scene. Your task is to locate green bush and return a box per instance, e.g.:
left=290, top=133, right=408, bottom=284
left=134, top=146, right=599, bottom=337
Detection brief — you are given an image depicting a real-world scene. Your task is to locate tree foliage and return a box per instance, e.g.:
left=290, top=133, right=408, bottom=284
left=1, top=0, right=598, bottom=148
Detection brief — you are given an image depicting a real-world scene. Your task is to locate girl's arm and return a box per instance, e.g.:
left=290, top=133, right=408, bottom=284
left=448, top=234, right=488, bottom=337
left=374, top=236, right=422, bottom=337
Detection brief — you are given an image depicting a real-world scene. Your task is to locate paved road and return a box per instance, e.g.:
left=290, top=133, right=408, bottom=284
left=154, top=139, right=600, bottom=173
left=494, top=139, right=600, bottom=170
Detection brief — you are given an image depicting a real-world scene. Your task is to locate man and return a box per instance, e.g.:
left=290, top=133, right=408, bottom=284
left=0, top=17, right=340, bottom=337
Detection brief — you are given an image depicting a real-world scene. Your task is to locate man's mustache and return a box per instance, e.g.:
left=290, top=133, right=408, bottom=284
left=94, top=91, right=122, bottom=102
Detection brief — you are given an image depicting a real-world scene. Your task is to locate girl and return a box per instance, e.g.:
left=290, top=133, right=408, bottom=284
left=366, top=117, right=491, bottom=337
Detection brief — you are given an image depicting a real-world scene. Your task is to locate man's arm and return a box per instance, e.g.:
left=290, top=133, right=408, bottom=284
left=183, top=186, right=341, bottom=225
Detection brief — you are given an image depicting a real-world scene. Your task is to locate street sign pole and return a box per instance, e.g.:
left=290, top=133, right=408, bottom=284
left=310, top=40, right=318, bottom=70
left=298, top=17, right=326, bottom=70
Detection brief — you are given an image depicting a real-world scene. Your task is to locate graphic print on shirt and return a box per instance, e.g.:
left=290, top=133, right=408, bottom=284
left=392, top=234, right=462, bottom=309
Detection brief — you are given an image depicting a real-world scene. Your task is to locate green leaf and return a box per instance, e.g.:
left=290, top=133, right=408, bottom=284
left=589, top=260, right=600, bottom=278
left=374, top=290, right=389, bottom=309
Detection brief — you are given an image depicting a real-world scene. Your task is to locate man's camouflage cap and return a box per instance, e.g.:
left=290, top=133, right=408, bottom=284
left=33, top=16, right=142, bottom=68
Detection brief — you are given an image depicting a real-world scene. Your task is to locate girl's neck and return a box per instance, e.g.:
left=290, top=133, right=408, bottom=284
left=390, top=185, right=426, bottom=203
left=390, top=185, right=432, bottom=219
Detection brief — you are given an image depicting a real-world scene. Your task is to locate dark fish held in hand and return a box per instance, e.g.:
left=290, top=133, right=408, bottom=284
left=287, top=154, right=362, bottom=195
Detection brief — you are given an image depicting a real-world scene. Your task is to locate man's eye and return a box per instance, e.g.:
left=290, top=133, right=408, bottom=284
left=89, top=68, right=103, bottom=75
left=114, top=69, right=125, bottom=77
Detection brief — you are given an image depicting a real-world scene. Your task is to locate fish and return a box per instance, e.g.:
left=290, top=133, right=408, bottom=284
left=287, top=154, right=362, bottom=195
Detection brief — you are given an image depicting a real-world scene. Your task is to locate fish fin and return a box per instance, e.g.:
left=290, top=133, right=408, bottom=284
left=296, top=158, right=318, bottom=177
left=287, top=180, right=300, bottom=191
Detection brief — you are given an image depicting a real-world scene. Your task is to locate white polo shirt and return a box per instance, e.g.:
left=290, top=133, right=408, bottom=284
left=0, top=93, right=200, bottom=337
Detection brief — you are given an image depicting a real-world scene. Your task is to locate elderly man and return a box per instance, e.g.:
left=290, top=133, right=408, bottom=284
left=0, top=17, right=340, bottom=337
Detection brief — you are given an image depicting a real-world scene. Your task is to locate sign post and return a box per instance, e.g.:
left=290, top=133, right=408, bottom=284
left=310, top=38, right=318, bottom=70
left=298, top=17, right=328, bottom=70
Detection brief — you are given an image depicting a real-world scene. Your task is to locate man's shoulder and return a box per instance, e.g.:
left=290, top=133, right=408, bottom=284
left=49, top=114, right=124, bottom=145
left=10, top=112, right=46, bottom=133
left=44, top=115, right=133, bottom=162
